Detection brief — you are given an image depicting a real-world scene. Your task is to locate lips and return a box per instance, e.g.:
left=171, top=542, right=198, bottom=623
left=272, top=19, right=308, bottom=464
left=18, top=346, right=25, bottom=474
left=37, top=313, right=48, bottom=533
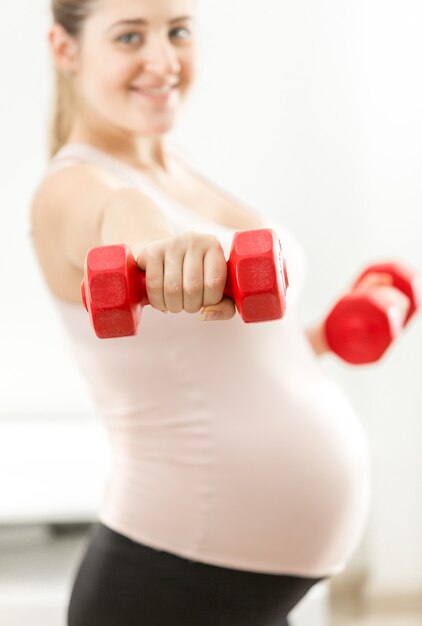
left=131, top=81, right=179, bottom=96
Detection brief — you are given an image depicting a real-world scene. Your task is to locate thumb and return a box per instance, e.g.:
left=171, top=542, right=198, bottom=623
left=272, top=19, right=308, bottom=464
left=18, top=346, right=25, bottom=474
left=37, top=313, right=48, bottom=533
left=200, top=297, right=236, bottom=321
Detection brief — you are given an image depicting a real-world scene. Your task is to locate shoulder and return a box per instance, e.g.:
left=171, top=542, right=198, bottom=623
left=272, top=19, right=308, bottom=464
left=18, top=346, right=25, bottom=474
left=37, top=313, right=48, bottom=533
left=30, top=159, right=135, bottom=256
left=31, top=161, right=122, bottom=226
left=29, top=161, right=129, bottom=302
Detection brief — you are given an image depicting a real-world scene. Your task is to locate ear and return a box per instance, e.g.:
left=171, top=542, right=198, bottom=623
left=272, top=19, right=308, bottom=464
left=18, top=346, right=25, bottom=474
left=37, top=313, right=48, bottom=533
left=48, top=23, right=80, bottom=75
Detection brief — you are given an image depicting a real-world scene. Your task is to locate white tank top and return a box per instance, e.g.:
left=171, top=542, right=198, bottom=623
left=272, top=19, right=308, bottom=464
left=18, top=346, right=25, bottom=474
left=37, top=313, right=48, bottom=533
left=44, top=142, right=371, bottom=577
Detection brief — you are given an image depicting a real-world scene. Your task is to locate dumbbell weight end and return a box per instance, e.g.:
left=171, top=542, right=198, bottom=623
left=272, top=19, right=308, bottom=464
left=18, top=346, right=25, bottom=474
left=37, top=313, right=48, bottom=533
left=324, top=293, right=404, bottom=364
left=81, top=244, right=146, bottom=339
left=225, top=229, right=288, bottom=323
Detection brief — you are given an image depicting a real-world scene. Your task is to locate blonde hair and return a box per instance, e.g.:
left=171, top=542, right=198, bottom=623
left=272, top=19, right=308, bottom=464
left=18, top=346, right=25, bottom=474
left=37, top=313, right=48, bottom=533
left=49, top=0, right=97, bottom=158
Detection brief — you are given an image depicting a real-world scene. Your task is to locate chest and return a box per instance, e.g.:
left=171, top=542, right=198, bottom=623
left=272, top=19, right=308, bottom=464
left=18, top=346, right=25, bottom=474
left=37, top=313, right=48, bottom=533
left=138, top=159, right=263, bottom=231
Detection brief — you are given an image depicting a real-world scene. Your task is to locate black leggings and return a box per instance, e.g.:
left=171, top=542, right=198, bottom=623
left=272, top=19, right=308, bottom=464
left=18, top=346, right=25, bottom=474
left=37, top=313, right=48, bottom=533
left=67, top=523, right=324, bottom=626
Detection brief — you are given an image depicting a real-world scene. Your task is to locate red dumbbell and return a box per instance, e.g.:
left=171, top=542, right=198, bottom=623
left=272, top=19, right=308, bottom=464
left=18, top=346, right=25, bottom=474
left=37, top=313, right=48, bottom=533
left=324, top=261, right=422, bottom=364
left=81, top=228, right=289, bottom=339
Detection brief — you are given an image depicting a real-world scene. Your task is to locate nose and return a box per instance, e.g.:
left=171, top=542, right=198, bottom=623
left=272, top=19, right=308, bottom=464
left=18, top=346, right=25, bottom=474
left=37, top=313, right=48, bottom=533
left=142, top=35, right=181, bottom=77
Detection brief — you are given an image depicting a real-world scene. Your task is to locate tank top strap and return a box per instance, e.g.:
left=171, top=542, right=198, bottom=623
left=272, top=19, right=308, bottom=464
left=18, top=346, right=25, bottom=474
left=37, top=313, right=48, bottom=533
left=46, top=143, right=144, bottom=188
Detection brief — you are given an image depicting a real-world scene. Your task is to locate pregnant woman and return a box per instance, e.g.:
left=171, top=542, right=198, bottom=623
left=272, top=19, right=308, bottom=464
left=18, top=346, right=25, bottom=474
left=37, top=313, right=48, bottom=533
left=30, top=0, right=375, bottom=624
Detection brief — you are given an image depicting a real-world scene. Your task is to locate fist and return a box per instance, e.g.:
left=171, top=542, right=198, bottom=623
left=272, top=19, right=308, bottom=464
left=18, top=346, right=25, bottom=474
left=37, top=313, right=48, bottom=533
left=136, top=231, right=236, bottom=321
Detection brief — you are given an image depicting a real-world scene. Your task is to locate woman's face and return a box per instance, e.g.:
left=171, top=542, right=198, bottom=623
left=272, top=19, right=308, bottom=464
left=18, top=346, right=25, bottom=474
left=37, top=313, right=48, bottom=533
left=70, top=0, right=198, bottom=137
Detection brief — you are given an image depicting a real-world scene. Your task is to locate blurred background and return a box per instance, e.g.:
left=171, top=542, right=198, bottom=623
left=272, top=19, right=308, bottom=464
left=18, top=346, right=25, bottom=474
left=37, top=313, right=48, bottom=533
left=0, top=0, right=421, bottom=624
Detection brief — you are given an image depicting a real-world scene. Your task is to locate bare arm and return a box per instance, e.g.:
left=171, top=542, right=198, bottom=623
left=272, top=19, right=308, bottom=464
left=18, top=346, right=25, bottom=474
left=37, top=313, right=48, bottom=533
left=31, top=164, right=238, bottom=320
left=98, top=187, right=177, bottom=264
left=31, top=163, right=175, bottom=273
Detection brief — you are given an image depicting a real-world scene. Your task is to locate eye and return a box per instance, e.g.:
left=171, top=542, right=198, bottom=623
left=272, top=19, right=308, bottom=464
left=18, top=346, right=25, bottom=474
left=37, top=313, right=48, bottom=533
left=116, top=32, right=143, bottom=45
left=169, top=27, right=191, bottom=41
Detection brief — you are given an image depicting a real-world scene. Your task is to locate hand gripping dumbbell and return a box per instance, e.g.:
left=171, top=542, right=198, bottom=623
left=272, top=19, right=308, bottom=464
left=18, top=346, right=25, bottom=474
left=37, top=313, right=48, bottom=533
left=324, top=261, right=422, bottom=364
left=81, top=228, right=289, bottom=339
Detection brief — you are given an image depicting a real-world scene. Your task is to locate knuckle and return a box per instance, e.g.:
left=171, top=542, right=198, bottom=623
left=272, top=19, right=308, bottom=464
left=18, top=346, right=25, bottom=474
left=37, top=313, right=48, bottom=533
left=165, top=282, right=182, bottom=296
left=207, top=234, right=222, bottom=248
left=184, top=230, right=200, bottom=246
left=206, top=270, right=226, bottom=290
left=147, top=279, right=162, bottom=293
left=184, top=279, right=203, bottom=296
left=144, top=241, right=162, bottom=258
left=167, top=236, right=181, bottom=253
left=206, top=279, right=223, bottom=293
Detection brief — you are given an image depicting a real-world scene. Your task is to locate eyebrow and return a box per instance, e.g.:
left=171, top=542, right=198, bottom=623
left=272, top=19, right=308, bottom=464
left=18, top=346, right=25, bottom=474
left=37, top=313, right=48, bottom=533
left=108, top=15, right=193, bottom=31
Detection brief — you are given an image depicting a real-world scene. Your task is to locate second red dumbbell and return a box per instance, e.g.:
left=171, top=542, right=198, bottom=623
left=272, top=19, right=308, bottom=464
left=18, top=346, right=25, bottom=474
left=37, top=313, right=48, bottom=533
left=81, top=228, right=289, bottom=339
left=324, top=261, right=421, bottom=364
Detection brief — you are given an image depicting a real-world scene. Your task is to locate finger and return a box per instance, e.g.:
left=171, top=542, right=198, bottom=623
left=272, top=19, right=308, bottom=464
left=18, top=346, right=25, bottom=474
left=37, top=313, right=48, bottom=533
left=202, top=244, right=227, bottom=308
left=163, top=245, right=184, bottom=313
left=200, top=298, right=236, bottom=321
left=182, top=247, right=204, bottom=313
left=137, top=244, right=167, bottom=313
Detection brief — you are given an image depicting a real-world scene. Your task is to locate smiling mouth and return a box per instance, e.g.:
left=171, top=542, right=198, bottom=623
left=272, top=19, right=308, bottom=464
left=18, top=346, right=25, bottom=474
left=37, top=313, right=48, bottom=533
left=130, top=83, right=179, bottom=97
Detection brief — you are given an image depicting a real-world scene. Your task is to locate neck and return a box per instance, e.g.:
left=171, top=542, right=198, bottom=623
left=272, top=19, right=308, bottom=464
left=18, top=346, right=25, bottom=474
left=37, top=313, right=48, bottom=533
left=67, top=115, right=170, bottom=173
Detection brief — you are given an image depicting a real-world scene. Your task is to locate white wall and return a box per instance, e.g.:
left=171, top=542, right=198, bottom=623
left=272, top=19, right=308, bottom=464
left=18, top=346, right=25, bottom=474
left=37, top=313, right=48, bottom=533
left=1, top=0, right=422, bottom=601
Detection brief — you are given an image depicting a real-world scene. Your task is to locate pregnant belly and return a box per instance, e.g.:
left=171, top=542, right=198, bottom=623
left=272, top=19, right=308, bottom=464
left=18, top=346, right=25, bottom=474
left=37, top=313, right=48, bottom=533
left=198, top=377, right=372, bottom=576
